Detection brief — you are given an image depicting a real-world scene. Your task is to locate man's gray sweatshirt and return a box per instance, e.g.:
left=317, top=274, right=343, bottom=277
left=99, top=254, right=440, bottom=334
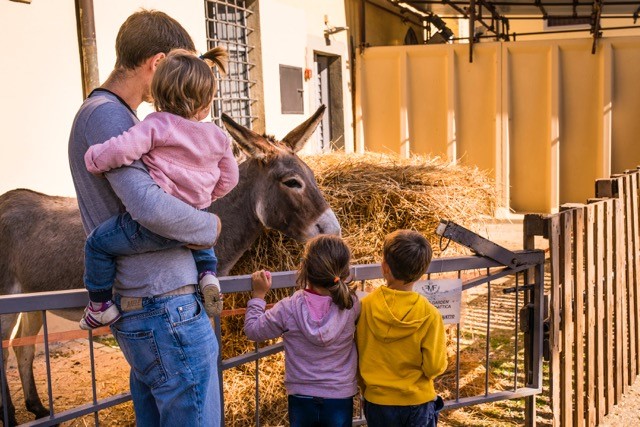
left=68, top=90, right=218, bottom=297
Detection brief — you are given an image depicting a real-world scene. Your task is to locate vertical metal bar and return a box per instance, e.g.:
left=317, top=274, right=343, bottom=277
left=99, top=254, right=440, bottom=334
left=216, top=315, right=224, bottom=427
left=42, top=311, right=54, bottom=417
left=255, top=342, right=260, bottom=427
left=456, top=270, right=461, bottom=402
left=88, top=330, right=99, bottom=425
left=514, top=271, right=519, bottom=391
left=469, top=0, right=476, bottom=62
left=485, top=268, right=491, bottom=396
left=0, top=315, right=9, bottom=426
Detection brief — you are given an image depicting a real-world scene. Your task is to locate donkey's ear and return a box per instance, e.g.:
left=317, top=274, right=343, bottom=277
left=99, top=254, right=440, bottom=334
left=221, top=113, right=273, bottom=159
left=281, top=105, right=326, bottom=153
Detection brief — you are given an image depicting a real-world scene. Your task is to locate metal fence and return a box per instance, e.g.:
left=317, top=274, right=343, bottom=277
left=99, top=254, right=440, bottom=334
left=0, top=225, right=546, bottom=426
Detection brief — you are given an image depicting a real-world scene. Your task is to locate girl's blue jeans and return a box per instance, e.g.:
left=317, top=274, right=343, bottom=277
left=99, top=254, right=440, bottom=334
left=112, top=292, right=220, bottom=426
left=288, top=394, right=353, bottom=427
left=84, top=212, right=218, bottom=302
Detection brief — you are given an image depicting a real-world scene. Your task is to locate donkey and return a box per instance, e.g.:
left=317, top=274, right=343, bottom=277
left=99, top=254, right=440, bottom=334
left=0, top=105, right=339, bottom=425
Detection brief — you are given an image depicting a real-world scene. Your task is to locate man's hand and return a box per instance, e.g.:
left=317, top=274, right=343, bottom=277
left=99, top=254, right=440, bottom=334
left=186, top=214, right=221, bottom=250
left=251, top=270, right=272, bottom=299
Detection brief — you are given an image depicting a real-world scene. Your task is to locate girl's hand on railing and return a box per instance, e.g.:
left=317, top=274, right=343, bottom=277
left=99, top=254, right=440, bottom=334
left=250, top=270, right=272, bottom=299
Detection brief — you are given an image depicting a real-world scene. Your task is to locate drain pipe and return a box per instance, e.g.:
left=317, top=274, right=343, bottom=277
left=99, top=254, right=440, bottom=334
left=76, top=0, right=99, bottom=97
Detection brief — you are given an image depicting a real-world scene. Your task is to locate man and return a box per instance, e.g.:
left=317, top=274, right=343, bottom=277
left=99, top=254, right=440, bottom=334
left=68, top=10, right=221, bottom=426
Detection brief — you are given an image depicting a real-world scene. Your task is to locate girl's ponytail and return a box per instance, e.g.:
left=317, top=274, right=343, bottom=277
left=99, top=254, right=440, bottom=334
left=296, top=235, right=356, bottom=310
left=327, top=277, right=355, bottom=310
left=200, top=46, right=228, bottom=75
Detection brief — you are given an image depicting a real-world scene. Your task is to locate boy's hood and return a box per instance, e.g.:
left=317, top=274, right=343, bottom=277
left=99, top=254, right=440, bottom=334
left=365, top=286, right=431, bottom=342
left=291, top=291, right=355, bottom=347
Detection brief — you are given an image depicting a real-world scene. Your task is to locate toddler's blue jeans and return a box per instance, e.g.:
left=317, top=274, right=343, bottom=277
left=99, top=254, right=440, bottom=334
left=84, top=211, right=217, bottom=302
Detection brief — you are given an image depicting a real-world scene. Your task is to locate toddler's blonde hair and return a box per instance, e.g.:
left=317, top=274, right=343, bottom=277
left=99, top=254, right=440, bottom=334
left=152, top=46, right=228, bottom=119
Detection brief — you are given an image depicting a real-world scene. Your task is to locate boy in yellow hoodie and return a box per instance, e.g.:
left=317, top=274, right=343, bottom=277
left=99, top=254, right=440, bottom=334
left=356, top=229, right=447, bottom=427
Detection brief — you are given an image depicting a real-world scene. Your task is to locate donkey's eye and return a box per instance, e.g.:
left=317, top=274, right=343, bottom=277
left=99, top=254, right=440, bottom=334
left=283, top=178, right=303, bottom=189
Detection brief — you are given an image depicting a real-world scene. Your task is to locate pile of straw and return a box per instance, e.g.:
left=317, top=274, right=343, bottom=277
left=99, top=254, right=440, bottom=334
left=222, top=152, right=497, bottom=425
left=231, top=152, right=496, bottom=275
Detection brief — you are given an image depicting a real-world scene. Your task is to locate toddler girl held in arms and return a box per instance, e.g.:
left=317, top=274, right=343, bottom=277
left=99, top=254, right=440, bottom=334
left=80, top=47, right=238, bottom=329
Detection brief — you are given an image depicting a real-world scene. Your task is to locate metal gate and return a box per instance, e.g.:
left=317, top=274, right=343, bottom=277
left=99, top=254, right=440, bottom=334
left=0, top=222, right=546, bottom=426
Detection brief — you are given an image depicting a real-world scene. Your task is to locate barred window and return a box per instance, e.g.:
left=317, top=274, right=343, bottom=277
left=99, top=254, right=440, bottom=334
left=205, top=0, right=256, bottom=129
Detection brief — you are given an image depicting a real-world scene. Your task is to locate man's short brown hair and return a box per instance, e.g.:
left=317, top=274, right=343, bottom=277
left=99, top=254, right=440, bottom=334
left=383, top=230, right=433, bottom=283
left=115, top=10, right=195, bottom=70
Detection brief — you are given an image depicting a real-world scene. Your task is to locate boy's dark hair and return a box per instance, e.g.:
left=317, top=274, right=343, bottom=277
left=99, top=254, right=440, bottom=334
left=115, top=9, right=195, bottom=70
left=383, top=230, right=433, bottom=283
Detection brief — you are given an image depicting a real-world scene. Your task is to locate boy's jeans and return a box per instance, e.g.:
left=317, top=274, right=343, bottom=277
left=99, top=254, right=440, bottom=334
left=363, top=396, right=444, bottom=427
left=84, top=212, right=217, bottom=301
left=112, top=292, right=220, bottom=426
left=288, top=394, right=353, bottom=427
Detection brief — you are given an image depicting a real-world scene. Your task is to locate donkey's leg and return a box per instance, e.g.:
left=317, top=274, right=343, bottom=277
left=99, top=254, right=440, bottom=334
left=14, top=312, right=48, bottom=419
left=1, top=313, right=20, bottom=426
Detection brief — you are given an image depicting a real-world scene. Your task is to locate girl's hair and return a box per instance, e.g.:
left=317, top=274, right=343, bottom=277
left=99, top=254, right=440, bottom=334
left=151, top=46, right=228, bottom=119
left=296, top=235, right=356, bottom=310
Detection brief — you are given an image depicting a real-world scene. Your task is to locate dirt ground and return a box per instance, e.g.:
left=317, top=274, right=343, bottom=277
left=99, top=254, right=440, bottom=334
left=5, top=219, right=640, bottom=426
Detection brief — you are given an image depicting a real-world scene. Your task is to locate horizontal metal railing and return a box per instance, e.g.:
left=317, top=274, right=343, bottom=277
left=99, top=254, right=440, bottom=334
left=0, top=251, right=545, bottom=426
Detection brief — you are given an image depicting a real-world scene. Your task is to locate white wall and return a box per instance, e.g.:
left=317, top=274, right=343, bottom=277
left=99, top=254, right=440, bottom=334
left=0, top=0, right=81, bottom=197
left=0, top=0, right=353, bottom=198
left=259, top=0, right=354, bottom=153
left=0, top=0, right=206, bottom=198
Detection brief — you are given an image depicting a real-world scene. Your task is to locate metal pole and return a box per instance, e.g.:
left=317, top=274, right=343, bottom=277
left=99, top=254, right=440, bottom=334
left=469, top=0, right=476, bottom=63
left=216, top=316, right=224, bottom=427
left=42, top=311, right=54, bottom=418
left=0, top=315, right=9, bottom=426
left=88, top=331, right=99, bottom=425
left=76, top=0, right=100, bottom=97
left=484, top=269, right=491, bottom=396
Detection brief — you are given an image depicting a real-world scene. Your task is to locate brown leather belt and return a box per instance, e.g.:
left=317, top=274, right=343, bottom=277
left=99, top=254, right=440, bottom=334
left=119, top=284, right=197, bottom=312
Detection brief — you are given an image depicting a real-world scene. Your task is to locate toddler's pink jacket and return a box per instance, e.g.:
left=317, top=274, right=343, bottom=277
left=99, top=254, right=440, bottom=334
left=85, top=111, right=239, bottom=209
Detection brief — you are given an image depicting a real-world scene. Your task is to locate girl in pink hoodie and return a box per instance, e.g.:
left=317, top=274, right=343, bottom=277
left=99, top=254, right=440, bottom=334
left=79, top=47, right=238, bottom=330
left=245, top=235, right=360, bottom=427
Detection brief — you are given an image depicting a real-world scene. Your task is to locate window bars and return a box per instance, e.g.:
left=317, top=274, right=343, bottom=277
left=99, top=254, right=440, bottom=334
left=205, top=0, right=257, bottom=129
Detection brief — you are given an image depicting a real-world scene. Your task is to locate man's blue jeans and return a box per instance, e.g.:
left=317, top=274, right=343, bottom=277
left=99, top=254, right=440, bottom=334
left=112, top=292, right=220, bottom=426
left=363, top=396, right=444, bottom=427
left=288, top=394, right=353, bottom=427
left=84, top=212, right=217, bottom=301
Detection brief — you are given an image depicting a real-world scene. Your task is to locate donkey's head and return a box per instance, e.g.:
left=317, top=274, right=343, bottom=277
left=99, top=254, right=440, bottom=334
left=221, top=105, right=340, bottom=241
left=222, top=105, right=340, bottom=241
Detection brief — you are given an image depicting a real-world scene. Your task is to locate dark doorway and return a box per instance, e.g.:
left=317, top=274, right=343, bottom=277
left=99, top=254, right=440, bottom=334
left=314, top=53, right=345, bottom=151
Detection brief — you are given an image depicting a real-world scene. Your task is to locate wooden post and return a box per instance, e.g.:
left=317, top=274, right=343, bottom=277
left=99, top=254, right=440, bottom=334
left=560, top=210, right=574, bottom=427
left=585, top=204, right=597, bottom=426
left=598, top=177, right=625, bottom=403
left=622, top=174, right=637, bottom=384
left=594, top=202, right=606, bottom=423
left=604, top=199, right=615, bottom=413
left=628, top=172, right=640, bottom=376
left=572, top=206, right=586, bottom=427
left=548, top=215, right=562, bottom=427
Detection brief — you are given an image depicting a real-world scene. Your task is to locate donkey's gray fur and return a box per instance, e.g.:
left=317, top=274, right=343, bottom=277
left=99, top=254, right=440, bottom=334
left=0, top=105, right=339, bottom=425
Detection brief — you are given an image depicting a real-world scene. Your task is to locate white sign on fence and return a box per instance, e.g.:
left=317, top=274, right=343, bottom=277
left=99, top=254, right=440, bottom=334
left=413, top=278, right=463, bottom=324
